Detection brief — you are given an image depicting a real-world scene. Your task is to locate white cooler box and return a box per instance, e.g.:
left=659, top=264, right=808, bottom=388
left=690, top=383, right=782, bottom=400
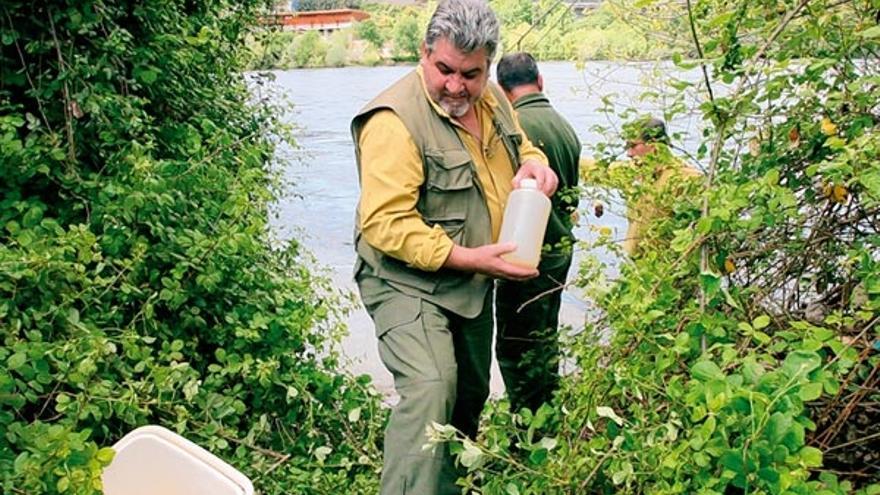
left=102, top=425, right=254, bottom=495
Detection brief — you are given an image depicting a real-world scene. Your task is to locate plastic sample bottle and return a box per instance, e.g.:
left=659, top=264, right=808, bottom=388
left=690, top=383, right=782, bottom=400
left=498, top=178, right=551, bottom=269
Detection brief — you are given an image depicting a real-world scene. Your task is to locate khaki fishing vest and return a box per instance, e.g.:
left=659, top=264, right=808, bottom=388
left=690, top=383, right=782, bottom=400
left=351, top=70, right=522, bottom=318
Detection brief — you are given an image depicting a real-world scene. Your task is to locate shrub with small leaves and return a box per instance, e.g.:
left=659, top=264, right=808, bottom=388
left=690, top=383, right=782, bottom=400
left=447, top=0, right=879, bottom=493
left=1, top=1, right=383, bottom=493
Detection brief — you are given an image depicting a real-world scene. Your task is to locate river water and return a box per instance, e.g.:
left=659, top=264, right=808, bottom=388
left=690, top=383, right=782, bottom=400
left=264, top=61, right=703, bottom=398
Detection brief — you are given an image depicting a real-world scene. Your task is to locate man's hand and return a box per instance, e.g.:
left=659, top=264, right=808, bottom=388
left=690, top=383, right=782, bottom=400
left=513, top=159, right=558, bottom=197
left=443, top=243, right=538, bottom=281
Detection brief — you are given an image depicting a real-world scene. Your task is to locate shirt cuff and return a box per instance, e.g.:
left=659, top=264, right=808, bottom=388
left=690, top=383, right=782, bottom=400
left=409, top=226, right=455, bottom=272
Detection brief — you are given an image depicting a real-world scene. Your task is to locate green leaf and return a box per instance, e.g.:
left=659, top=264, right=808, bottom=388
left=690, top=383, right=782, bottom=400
left=22, top=206, right=43, bottom=227
left=67, top=308, right=80, bottom=326
left=286, top=386, right=299, bottom=400
left=612, top=461, right=633, bottom=485
left=753, top=315, right=770, bottom=330
left=460, top=440, right=483, bottom=468
left=782, top=350, right=822, bottom=378
left=314, top=446, right=332, bottom=463
left=799, top=382, right=823, bottom=401
left=765, top=412, right=791, bottom=444
left=825, top=136, right=847, bottom=150
left=134, top=66, right=159, bottom=84
left=822, top=375, right=840, bottom=395
left=13, top=452, right=28, bottom=474
left=646, top=309, right=665, bottom=322
left=700, top=415, right=717, bottom=439
left=96, top=447, right=116, bottom=464
left=692, top=360, right=724, bottom=381
left=596, top=406, right=624, bottom=426
left=714, top=278, right=738, bottom=303
left=859, top=25, right=880, bottom=38
left=696, top=216, right=714, bottom=234
left=529, top=447, right=549, bottom=465
left=758, top=467, right=780, bottom=484
left=799, top=446, right=823, bottom=467
left=782, top=421, right=806, bottom=452
left=538, top=437, right=558, bottom=451
left=812, top=328, right=835, bottom=342
left=720, top=450, right=744, bottom=474
left=7, top=352, right=26, bottom=370
left=700, top=271, right=721, bottom=296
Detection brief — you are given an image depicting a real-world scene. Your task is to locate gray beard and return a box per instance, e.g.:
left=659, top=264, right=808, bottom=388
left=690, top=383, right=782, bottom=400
left=440, top=99, right=470, bottom=118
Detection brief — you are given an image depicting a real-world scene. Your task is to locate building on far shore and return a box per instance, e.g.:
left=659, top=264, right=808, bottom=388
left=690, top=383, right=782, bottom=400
left=262, top=8, right=371, bottom=34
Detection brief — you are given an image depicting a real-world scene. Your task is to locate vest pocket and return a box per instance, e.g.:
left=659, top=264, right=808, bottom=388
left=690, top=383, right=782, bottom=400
left=422, top=149, right=474, bottom=223
left=424, top=217, right=465, bottom=245
left=424, top=149, right=474, bottom=191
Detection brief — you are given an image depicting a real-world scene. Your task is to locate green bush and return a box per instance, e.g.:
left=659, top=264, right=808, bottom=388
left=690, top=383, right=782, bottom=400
left=290, top=31, right=328, bottom=68
left=356, top=44, right=383, bottom=66
left=355, top=19, right=384, bottom=50
left=440, top=0, right=880, bottom=493
left=392, top=13, right=421, bottom=62
left=247, top=30, right=299, bottom=70
left=492, top=0, right=534, bottom=26
left=575, top=21, right=651, bottom=60
left=325, top=30, right=350, bottom=67
left=0, top=1, right=383, bottom=493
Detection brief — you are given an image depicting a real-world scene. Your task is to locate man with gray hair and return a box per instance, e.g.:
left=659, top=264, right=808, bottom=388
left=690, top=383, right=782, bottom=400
left=351, top=0, right=558, bottom=492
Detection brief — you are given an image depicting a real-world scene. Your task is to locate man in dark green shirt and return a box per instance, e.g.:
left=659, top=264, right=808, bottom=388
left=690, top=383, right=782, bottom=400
left=495, top=52, right=581, bottom=413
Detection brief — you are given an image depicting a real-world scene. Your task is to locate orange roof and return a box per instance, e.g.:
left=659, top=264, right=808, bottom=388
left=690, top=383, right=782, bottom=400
left=262, top=9, right=370, bottom=27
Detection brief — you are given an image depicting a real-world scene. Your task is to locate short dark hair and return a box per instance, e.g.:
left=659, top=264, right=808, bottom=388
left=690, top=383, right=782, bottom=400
left=496, top=52, right=539, bottom=92
left=625, top=116, right=669, bottom=145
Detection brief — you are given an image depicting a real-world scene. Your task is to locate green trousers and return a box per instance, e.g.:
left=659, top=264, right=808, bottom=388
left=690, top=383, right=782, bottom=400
left=358, top=273, right=493, bottom=495
left=495, top=252, right=572, bottom=414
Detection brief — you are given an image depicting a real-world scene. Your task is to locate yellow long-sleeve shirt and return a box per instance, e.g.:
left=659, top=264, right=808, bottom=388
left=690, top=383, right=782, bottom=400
left=624, top=160, right=702, bottom=255
left=357, top=68, right=547, bottom=272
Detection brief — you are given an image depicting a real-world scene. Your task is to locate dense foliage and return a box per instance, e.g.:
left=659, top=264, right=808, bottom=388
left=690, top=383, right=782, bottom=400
left=247, top=0, right=691, bottom=69
left=0, top=1, right=383, bottom=493
left=499, top=0, right=689, bottom=61
left=437, top=0, right=880, bottom=493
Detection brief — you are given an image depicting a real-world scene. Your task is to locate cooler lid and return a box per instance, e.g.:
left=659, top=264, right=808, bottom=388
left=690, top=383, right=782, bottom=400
left=102, top=425, right=253, bottom=495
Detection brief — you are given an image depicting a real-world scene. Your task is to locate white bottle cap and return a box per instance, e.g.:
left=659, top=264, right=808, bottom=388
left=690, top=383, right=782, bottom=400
left=520, top=178, right=538, bottom=189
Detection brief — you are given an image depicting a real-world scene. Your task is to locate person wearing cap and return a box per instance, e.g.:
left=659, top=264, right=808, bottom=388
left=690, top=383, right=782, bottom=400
left=494, top=52, right=581, bottom=414
left=351, top=1, right=557, bottom=492
left=622, top=116, right=701, bottom=255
